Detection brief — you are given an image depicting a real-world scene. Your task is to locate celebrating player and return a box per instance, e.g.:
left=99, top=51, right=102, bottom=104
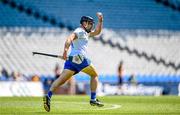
left=43, top=12, right=104, bottom=112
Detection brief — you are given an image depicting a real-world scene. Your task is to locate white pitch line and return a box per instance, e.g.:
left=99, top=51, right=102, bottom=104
left=1, top=100, right=121, bottom=110
left=54, top=101, right=121, bottom=110
left=96, top=104, right=121, bottom=110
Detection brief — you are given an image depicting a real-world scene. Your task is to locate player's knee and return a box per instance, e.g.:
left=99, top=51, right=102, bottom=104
left=59, top=78, right=69, bottom=85
left=91, top=73, right=98, bottom=78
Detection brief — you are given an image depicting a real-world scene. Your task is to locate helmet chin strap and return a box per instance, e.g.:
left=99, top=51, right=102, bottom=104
left=82, top=25, right=91, bottom=33
left=85, top=29, right=91, bottom=33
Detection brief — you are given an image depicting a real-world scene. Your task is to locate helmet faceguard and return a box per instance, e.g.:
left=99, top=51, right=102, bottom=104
left=80, top=16, right=94, bottom=33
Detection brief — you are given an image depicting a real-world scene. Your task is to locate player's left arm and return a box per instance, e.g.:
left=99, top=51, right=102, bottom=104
left=89, top=12, right=103, bottom=37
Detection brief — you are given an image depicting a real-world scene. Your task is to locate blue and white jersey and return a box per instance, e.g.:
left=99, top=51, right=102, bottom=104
left=69, top=27, right=89, bottom=57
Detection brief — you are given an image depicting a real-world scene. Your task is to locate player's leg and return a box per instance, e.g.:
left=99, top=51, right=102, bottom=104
left=43, top=69, right=75, bottom=112
left=81, top=64, right=104, bottom=107
left=82, top=64, right=98, bottom=92
left=49, top=69, right=75, bottom=92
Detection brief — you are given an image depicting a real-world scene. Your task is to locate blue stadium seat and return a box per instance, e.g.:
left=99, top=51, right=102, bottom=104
left=1, top=0, right=180, bottom=30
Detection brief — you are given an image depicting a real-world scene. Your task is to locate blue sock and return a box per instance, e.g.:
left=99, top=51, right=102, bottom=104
left=47, top=91, right=53, bottom=98
left=91, top=92, right=96, bottom=100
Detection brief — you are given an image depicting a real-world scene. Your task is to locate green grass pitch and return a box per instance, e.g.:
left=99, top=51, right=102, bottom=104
left=0, top=95, right=180, bottom=115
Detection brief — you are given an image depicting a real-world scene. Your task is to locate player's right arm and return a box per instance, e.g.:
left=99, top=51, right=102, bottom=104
left=63, top=33, right=77, bottom=60
left=89, top=12, right=103, bottom=37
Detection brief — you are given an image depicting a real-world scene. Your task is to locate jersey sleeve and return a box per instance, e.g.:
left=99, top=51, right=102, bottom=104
left=73, top=28, right=80, bottom=38
left=73, top=28, right=84, bottom=39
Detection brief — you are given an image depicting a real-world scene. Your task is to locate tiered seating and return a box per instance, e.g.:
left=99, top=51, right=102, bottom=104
left=0, top=28, right=68, bottom=76
left=117, top=32, right=180, bottom=66
left=0, top=0, right=180, bottom=30
left=0, top=28, right=180, bottom=77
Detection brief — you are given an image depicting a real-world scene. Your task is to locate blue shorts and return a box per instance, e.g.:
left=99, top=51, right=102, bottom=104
left=64, top=57, right=91, bottom=74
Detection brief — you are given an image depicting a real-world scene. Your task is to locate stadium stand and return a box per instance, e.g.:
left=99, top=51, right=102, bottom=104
left=0, top=0, right=180, bottom=95
left=155, top=0, right=180, bottom=12
left=0, top=0, right=180, bottom=30
left=0, top=28, right=180, bottom=76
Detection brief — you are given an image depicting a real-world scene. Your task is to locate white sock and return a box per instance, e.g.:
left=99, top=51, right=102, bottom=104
left=90, top=98, right=96, bottom=101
